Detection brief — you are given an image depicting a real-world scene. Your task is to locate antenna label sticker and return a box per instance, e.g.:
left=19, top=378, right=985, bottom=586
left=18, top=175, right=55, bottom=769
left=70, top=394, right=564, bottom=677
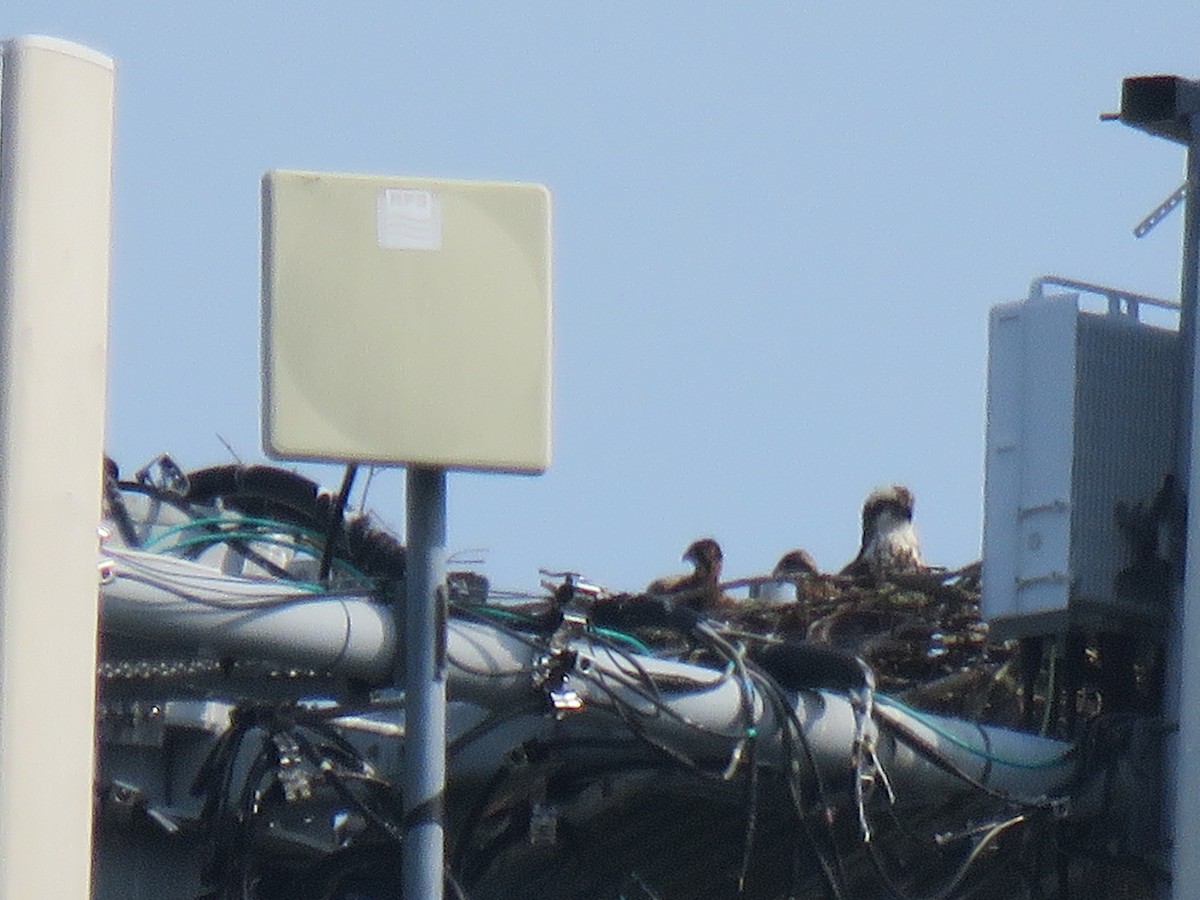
left=377, top=187, right=443, bottom=250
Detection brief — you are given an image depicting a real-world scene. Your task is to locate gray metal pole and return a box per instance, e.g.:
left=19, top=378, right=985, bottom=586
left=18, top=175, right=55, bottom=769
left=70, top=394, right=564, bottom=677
left=401, top=466, right=448, bottom=900
left=1170, top=134, right=1200, bottom=900
left=1113, top=77, right=1200, bottom=897
left=1178, top=140, right=1200, bottom=489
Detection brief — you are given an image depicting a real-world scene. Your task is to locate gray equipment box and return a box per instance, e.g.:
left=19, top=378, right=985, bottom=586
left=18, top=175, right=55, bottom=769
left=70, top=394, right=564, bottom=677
left=982, top=279, right=1180, bottom=639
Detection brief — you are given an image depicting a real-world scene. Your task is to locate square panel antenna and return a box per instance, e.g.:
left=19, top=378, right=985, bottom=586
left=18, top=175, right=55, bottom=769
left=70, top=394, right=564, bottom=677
left=261, top=170, right=552, bottom=473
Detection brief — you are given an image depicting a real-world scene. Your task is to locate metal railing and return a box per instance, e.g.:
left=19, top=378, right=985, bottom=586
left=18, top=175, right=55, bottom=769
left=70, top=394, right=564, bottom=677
left=1029, top=274, right=1179, bottom=321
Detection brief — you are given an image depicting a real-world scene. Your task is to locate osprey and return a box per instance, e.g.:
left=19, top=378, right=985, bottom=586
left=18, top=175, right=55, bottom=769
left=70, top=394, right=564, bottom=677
left=647, top=538, right=724, bottom=610
left=839, top=485, right=924, bottom=579
left=773, top=549, right=819, bottom=578
left=757, top=549, right=819, bottom=603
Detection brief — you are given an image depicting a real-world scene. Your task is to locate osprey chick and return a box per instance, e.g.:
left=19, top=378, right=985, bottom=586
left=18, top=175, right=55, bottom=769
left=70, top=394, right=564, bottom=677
left=647, top=538, right=724, bottom=610
left=839, top=485, right=924, bottom=579
left=757, top=549, right=819, bottom=603
left=773, top=549, right=819, bottom=578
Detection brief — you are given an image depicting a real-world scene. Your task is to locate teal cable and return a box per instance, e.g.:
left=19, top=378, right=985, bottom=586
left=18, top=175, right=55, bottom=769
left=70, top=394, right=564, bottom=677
left=450, top=605, right=655, bottom=655
left=153, top=530, right=371, bottom=583
left=877, top=695, right=1073, bottom=771
left=456, top=605, right=540, bottom=625
left=143, top=514, right=326, bottom=549
left=589, top=626, right=655, bottom=656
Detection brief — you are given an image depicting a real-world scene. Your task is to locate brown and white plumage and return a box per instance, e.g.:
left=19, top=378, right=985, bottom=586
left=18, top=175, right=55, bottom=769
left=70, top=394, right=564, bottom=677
left=773, top=549, right=819, bottom=578
left=839, top=485, right=924, bottom=579
left=756, top=549, right=819, bottom=603
left=647, top=538, right=724, bottom=609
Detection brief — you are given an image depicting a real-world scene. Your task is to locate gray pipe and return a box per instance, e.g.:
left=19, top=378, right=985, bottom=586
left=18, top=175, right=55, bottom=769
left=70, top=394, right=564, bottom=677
left=100, top=548, right=1075, bottom=804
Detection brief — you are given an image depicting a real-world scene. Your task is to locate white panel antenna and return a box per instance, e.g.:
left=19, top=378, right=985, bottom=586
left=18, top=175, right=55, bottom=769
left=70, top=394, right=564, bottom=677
left=261, top=170, right=553, bottom=473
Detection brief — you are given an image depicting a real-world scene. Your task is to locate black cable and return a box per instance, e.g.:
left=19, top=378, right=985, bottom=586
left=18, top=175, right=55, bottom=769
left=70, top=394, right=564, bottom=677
left=688, top=621, right=762, bottom=896
left=191, top=710, right=280, bottom=899
left=170, top=463, right=405, bottom=588
left=288, top=725, right=404, bottom=845
left=617, top=871, right=664, bottom=899
left=574, top=644, right=747, bottom=749
left=578, top=631, right=717, bottom=725
left=735, top=732, right=760, bottom=896
left=751, top=640, right=866, bottom=694
left=448, top=753, right=522, bottom=883
left=571, top=635, right=756, bottom=778
left=319, top=464, right=357, bottom=585
left=444, top=867, right=472, bottom=900
left=103, top=469, right=141, bottom=547
left=746, top=666, right=850, bottom=899
left=874, top=707, right=1069, bottom=812
left=449, top=602, right=742, bottom=743
left=567, top=603, right=851, bottom=900
left=121, top=479, right=305, bottom=583
left=856, top=697, right=1073, bottom=898
left=193, top=704, right=419, bottom=898
left=185, top=464, right=322, bottom=526
left=862, top=810, right=1027, bottom=900
left=579, top=673, right=714, bottom=775
left=228, top=728, right=285, bottom=899
left=190, top=706, right=268, bottom=881
left=653, top=613, right=847, bottom=895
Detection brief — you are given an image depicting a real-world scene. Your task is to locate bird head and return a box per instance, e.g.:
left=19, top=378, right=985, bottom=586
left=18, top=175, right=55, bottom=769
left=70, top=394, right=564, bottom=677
left=683, top=538, right=723, bottom=579
left=773, top=549, right=818, bottom=577
left=862, top=485, right=915, bottom=526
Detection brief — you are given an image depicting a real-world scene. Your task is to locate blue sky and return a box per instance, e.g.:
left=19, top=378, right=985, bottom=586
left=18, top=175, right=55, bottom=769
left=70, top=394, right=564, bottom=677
left=5, top=5, right=1200, bottom=594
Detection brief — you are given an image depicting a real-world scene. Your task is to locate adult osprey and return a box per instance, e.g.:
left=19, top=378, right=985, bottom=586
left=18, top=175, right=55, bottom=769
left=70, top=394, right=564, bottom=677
left=647, top=538, right=724, bottom=610
left=839, top=485, right=924, bottom=579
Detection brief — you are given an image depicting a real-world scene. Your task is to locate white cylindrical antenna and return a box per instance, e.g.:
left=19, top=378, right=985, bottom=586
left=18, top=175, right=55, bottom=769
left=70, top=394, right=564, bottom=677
left=0, top=35, right=114, bottom=898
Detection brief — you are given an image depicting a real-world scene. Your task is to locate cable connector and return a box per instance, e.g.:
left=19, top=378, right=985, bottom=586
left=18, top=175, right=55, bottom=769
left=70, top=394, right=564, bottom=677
left=272, top=732, right=314, bottom=803
left=134, top=453, right=190, bottom=496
